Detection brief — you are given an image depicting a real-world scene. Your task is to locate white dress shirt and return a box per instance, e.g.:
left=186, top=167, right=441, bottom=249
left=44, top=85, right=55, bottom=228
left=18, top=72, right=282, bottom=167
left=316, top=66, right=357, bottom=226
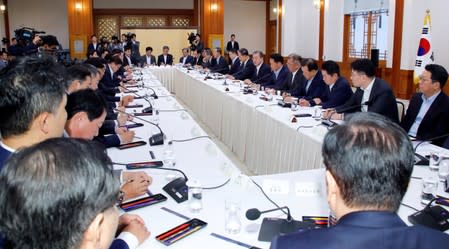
left=408, top=91, right=441, bottom=137
left=361, top=78, right=375, bottom=112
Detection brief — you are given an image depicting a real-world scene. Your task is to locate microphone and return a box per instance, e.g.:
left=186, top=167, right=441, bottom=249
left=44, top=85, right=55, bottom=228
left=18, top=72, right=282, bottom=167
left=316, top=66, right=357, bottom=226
left=413, top=133, right=449, bottom=165
left=322, top=101, right=371, bottom=127
left=120, top=85, right=154, bottom=113
left=246, top=207, right=292, bottom=221
left=245, top=206, right=314, bottom=242
left=408, top=197, right=449, bottom=231
left=253, top=73, right=273, bottom=84
left=335, top=101, right=371, bottom=114
left=114, top=108, right=164, bottom=146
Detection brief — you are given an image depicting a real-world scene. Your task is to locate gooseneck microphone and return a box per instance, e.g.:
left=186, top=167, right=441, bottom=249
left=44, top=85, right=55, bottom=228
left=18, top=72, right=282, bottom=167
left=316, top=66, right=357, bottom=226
left=245, top=205, right=314, bottom=242
left=246, top=207, right=292, bottom=221
left=413, top=133, right=449, bottom=165
left=322, top=101, right=371, bottom=127
left=120, top=85, right=153, bottom=113
left=114, top=108, right=164, bottom=146
left=253, top=73, right=273, bottom=84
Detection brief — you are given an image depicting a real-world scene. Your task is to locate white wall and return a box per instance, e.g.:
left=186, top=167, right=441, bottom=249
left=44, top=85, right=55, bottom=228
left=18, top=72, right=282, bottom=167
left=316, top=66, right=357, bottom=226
left=0, top=12, right=5, bottom=43
left=323, top=0, right=344, bottom=61
left=401, top=0, right=449, bottom=70
left=344, top=0, right=389, bottom=13
left=93, top=0, right=193, bottom=9
left=8, top=0, right=69, bottom=49
left=282, top=0, right=320, bottom=58
left=224, top=0, right=266, bottom=53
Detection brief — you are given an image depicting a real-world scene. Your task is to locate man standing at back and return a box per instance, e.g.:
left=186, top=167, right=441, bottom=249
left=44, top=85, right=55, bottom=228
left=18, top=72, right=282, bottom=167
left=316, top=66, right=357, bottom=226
left=270, top=112, right=449, bottom=249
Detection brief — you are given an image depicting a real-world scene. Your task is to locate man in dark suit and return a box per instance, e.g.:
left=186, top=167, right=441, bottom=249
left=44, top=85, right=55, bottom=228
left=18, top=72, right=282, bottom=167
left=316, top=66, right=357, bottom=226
left=0, top=56, right=67, bottom=171
left=192, top=50, right=203, bottom=66
left=293, top=58, right=326, bottom=100
left=157, top=45, right=174, bottom=66
left=140, top=46, right=156, bottom=66
left=130, top=33, right=141, bottom=60
left=228, top=49, right=241, bottom=75
left=271, top=112, right=449, bottom=249
left=179, top=48, right=194, bottom=66
left=277, top=53, right=305, bottom=96
left=243, top=50, right=272, bottom=86
left=209, top=47, right=229, bottom=74
left=200, top=48, right=215, bottom=69
left=327, top=59, right=399, bottom=123
left=226, top=34, right=240, bottom=52
left=226, top=48, right=255, bottom=80
left=299, top=60, right=353, bottom=109
left=0, top=138, right=151, bottom=249
left=122, top=45, right=138, bottom=67
left=263, top=53, right=289, bottom=90
left=401, top=64, right=449, bottom=146
left=87, top=34, right=101, bottom=57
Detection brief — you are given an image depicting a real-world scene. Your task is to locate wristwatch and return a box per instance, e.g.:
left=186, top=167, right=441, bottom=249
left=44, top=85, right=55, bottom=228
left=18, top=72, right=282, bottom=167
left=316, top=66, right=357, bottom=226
left=117, top=190, right=125, bottom=204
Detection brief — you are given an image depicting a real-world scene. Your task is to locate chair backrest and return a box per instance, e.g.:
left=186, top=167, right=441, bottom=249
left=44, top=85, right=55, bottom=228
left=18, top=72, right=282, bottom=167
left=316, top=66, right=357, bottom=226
left=396, top=101, right=405, bottom=122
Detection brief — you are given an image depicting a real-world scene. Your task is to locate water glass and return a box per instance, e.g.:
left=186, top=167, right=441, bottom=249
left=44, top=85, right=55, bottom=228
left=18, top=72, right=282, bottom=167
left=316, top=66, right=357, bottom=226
left=421, top=175, right=438, bottom=204
left=290, top=97, right=298, bottom=111
left=438, top=158, right=449, bottom=181
left=225, top=201, right=241, bottom=234
left=188, top=180, right=203, bottom=213
left=313, top=106, right=322, bottom=120
left=429, top=151, right=442, bottom=172
left=152, top=109, right=160, bottom=125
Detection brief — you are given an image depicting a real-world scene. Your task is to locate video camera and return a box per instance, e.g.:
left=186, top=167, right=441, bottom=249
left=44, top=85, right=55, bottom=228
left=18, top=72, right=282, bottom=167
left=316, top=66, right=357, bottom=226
left=14, top=27, right=46, bottom=46
left=187, top=32, right=196, bottom=51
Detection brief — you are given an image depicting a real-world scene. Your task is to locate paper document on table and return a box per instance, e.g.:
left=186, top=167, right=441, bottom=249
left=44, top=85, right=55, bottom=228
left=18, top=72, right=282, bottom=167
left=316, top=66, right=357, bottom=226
left=262, top=179, right=290, bottom=195
left=295, top=182, right=321, bottom=197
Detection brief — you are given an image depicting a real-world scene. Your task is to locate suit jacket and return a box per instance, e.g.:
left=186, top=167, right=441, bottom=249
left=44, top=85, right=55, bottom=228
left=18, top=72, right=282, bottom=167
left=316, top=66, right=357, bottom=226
left=87, top=42, right=101, bottom=55
left=278, top=69, right=305, bottom=95
left=270, top=211, right=449, bottom=249
left=94, top=134, right=121, bottom=148
left=122, top=55, right=138, bottom=67
left=210, top=56, right=229, bottom=74
left=157, top=54, right=174, bottom=66
left=251, top=63, right=272, bottom=86
left=229, top=57, right=241, bottom=75
left=293, top=70, right=326, bottom=99
left=226, top=41, right=240, bottom=52
left=193, top=55, right=203, bottom=66
left=443, top=137, right=449, bottom=149
left=131, top=41, right=140, bottom=59
left=139, top=55, right=156, bottom=66
left=232, top=59, right=256, bottom=80
left=401, top=92, right=449, bottom=146
left=0, top=143, right=12, bottom=172
left=313, top=77, right=353, bottom=109
left=109, top=239, right=130, bottom=249
left=179, top=55, right=194, bottom=65
left=336, top=78, right=399, bottom=123
left=265, top=65, right=290, bottom=89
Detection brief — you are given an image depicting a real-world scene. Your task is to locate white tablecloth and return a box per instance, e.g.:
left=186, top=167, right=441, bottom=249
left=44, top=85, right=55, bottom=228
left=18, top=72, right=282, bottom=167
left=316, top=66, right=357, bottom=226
left=149, top=67, right=327, bottom=175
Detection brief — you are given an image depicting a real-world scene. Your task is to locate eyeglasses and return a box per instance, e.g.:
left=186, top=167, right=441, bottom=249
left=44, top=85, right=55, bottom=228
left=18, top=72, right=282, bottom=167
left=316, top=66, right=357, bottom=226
left=418, top=75, right=435, bottom=83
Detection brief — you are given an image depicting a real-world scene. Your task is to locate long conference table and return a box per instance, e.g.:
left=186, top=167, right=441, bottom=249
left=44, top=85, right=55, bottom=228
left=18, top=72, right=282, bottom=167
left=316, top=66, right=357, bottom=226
left=108, top=67, right=449, bottom=249
left=150, top=66, right=328, bottom=175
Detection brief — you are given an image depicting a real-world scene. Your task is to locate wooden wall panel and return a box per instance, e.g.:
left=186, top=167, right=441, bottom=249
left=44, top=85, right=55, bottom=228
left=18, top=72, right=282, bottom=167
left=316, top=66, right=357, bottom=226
left=200, top=0, right=224, bottom=49
left=67, top=0, right=93, bottom=59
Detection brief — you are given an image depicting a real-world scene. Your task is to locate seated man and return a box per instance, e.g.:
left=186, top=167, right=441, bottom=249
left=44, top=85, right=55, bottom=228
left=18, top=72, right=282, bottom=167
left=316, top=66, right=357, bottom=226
left=66, top=64, right=93, bottom=94
left=263, top=53, right=289, bottom=90
left=140, top=46, right=156, bottom=66
left=299, top=60, right=353, bottom=109
left=199, top=48, right=214, bottom=70
left=64, top=89, right=151, bottom=202
left=192, top=49, right=203, bottom=66
left=0, top=56, right=67, bottom=170
left=209, top=47, right=229, bottom=74
left=243, top=50, right=272, bottom=86
left=179, top=48, right=194, bottom=66
left=401, top=64, right=449, bottom=146
left=157, top=45, right=174, bottom=66
left=325, top=59, right=399, bottom=123
left=270, top=112, right=449, bottom=249
left=293, top=58, right=326, bottom=99
left=228, top=49, right=241, bottom=75
left=122, top=45, right=138, bottom=67
left=226, top=48, right=256, bottom=81
left=0, top=138, right=150, bottom=249
left=276, top=53, right=305, bottom=95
